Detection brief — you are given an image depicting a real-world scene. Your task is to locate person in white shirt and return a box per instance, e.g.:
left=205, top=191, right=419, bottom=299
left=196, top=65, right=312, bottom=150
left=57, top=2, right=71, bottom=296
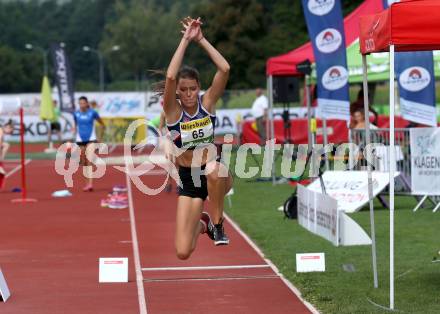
left=251, top=88, right=268, bottom=145
left=0, top=120, right=13, bottom=189
left=0, top=120, right=13, bottom=161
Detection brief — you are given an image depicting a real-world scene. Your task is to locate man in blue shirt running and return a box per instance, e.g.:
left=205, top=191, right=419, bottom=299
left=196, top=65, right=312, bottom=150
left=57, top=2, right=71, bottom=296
left=73, top=96, right=105, bottom=191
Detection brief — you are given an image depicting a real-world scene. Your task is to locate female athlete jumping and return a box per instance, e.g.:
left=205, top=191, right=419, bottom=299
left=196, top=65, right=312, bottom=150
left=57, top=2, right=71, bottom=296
left=163, top=17, right=232, bottom=260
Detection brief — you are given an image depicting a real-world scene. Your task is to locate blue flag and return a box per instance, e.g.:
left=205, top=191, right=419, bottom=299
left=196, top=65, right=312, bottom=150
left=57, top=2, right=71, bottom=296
left=395, top=52, right=436, bottom=126
left=302, top=0, right=349, bottom=120
left=383, top=0, right=436, bottom=126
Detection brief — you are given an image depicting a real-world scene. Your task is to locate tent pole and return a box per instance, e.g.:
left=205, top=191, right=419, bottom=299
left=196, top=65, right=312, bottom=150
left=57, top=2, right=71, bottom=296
left=322, top=118, right=329, bottom=170
left=268, top=75, right=276, bottom=185
left=362, top=54, right=378, bottom=289
left=305, top=75, right=312, bottom=151
left=389, top=44, right=395, bottom=310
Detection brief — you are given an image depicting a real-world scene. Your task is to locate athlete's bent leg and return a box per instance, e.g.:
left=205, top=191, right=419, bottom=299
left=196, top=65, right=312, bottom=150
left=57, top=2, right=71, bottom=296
left=175, top=196, right=204, bottom=260
left=81, top=144, right=93, bottom=191
left=205, top=161, right=232, bottom=245
left=205, top=161, right=233, bottom=224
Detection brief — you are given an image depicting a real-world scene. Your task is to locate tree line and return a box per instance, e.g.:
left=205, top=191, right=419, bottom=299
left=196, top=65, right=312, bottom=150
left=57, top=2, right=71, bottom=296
left=0, top=0, right=363, bottom=93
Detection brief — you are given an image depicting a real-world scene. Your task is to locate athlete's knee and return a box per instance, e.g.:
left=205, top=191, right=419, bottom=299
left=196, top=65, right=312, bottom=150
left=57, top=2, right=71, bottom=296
left=175, top=240, right=194, bottom=260
left=176, top=248, right=193, bottom=260
left=206, top=170, right=219, bottom=183
left=206, top=162, right=227, bottom=181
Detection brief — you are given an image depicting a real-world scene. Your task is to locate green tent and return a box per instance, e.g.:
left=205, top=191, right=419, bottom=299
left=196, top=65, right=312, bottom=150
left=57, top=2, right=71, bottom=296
left=346, top=40, right=440, bottom=83
left=310, top=41, right=440, bottom=83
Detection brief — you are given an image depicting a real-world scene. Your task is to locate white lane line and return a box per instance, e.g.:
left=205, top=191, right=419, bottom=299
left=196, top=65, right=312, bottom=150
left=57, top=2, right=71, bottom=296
left=223, top=212, right=320, bottom=314
left=141, top=264, right=270, bottom=272
left=143, top=275, right=279, bottom=283
left=125, top=169, right=148, bottom=314
left=128, top=169, right=168, bottom=176
left=5, top=159, right=32, bottom=178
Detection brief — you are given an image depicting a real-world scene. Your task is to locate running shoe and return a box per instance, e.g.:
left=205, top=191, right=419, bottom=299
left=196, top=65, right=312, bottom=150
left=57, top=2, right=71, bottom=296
left=200, top=212, right=214, bottom=240
left=100, top=193, right=112, bottom=207
left=108, top=193, right=128, bottom=209
left=0, top=163, right=5, bottom=189
left=212, top=218, right=229, bottom=246
left=0, top=173, right=4, bottom=190
left=113, top=185, right=128, bottom=193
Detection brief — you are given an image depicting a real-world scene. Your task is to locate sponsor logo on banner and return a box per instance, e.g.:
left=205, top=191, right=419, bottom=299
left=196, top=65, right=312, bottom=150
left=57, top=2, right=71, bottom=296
left=308, top=0, right=335, bottom=16
left=364, top=39, right=375, bottom=52
left=399, top=67, right=431, bottom=92
left=307, top=171, right=398, bottom=213
left=315, top=28, right=342, bottom=53
left=416, top=135, right=436, bottom=156
left=322, top=66, right=348, bottom=90
left=103, top=97, right=142, bottom=115
left=1, top=113, right=74, bottom=142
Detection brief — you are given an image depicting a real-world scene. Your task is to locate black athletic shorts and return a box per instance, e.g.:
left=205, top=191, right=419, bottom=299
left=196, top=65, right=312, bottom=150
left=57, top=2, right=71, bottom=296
left=76, top=140, right=97, bottom=146
left=50, top=121, right=61, bottom=131
left=177, top=164, right=208, bottom=200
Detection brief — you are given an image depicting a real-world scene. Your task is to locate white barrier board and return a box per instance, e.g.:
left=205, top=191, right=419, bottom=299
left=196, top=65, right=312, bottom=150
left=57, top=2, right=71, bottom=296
left=297, top=184, right=372, bottom=246
left=410, top=127, right=440, bottom=195
left=307, top=171, right=398, bottom=213
left=297, top=184, right=339, bottom=246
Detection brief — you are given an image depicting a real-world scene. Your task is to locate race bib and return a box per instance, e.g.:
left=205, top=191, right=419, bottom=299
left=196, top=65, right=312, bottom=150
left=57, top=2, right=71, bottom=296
left=180, top=116, right=214, bottom=149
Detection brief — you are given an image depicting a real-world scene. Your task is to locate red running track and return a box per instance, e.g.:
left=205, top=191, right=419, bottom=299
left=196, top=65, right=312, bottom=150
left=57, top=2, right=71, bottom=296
left=0, top=160, right=315, bottom=313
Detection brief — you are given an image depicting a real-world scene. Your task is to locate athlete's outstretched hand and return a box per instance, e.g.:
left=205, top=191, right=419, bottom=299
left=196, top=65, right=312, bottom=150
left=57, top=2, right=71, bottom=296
left=181, top=16, right=203, bottom=42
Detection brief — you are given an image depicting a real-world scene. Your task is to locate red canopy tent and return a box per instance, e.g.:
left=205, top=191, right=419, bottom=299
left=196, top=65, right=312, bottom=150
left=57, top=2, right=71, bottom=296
left=360, top=0, right=440, bottom=54
left=359, top=0, right=440, bottom=309
left=266, top=0, right=383, bottom=76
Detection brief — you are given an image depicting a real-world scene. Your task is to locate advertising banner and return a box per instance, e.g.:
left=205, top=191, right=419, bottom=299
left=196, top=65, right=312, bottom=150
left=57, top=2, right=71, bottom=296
left=302, top=0, right=350, bottom=120
left=1, top=113, right=75, bottom=143
left=395, top=51, right=436, bottom=126
left=298, top=184, right=339, bottom=246
left=307, top=171, right=398, bottom=213
left=298, top=184, right=372, bottom=246
left=79, top=92, right=147, bottom=118
left=50, top=43, right=75, bottom=112
left=410, top=128, right=440, bottom=195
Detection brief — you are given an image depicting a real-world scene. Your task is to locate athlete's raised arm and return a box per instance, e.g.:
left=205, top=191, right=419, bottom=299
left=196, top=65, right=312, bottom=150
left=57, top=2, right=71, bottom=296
left=195, top=23, right=230, bottom=113
left=163, top=17, right=201, bottom=123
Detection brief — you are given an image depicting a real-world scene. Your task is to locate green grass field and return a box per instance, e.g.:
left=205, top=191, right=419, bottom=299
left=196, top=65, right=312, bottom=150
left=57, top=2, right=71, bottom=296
left=226, top=153, right=440, bottom=314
